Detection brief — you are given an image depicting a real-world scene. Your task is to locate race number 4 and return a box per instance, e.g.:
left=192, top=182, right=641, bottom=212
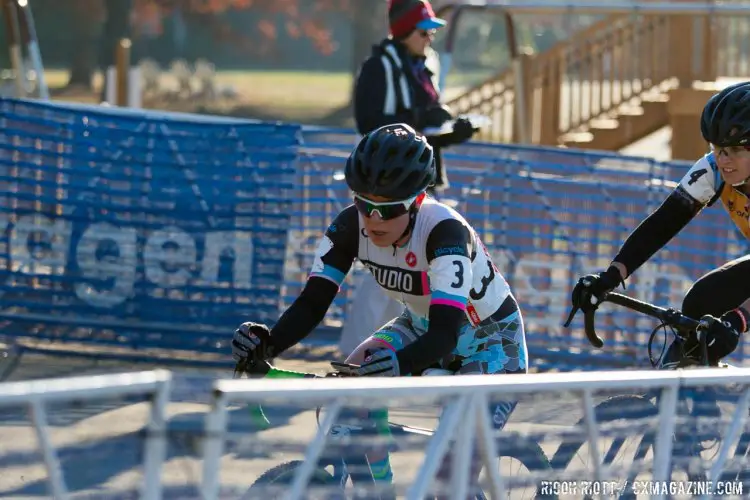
left=687, top=167, right=708, bottom=185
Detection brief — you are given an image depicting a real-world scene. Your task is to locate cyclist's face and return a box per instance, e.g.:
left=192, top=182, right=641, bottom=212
left=358, top=194, right=412, bottom=247
left=713, top=145, right=750, bottom=185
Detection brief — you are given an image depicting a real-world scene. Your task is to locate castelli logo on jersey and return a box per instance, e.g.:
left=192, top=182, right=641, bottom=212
left=405, top=251, right=417, bottom=267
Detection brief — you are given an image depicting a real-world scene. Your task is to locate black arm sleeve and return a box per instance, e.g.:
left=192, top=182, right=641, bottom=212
left=354, top=57, right=419, bottom=135
left=613, top=186, right=703, bottom=276
left=269, top=206, right=359, bottom=355
left=396, top=305, right=465, bottom=375
left=269, top=277, right=339, bottom=355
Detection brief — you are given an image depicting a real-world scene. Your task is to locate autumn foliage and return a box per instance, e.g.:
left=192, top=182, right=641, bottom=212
left=132, top=0, right=356, bottom=56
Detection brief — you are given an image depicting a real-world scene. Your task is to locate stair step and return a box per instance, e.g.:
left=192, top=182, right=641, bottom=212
left=617, top=106, right=646, bottom=117
left=560, top=131, right=594, bottom=143
left=589, top=118, right=619, bottom=130
left=642, top=92, right=670, bottom=103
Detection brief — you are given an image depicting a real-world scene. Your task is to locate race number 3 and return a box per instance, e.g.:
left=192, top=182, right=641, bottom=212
left=451, top=260, right=464, bottom=288
left=469, top=260, right=494, bottom=300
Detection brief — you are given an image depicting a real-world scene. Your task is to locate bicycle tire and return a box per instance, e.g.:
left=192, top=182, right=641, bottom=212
left=243, top=460, right=338, bottom=499
left=494, top=432, right=557, bottom=500
left=549, top=395, right=658, bottom=500
left=550, top=394, right=708, bottom=499
left=432, top=434, right=555, bottom=500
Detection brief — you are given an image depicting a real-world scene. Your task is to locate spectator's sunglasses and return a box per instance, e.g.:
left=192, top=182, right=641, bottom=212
left=418, top=29, right=436, bottom=38
left=353, top=193, right=424, bottom=220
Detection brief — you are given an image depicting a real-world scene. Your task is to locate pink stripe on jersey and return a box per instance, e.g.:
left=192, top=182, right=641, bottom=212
left=421, top=271, right=429, bottom=295
left=431, top=298, right=467, bottom=310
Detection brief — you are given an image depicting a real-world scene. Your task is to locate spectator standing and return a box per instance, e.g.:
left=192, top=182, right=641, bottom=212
left=353, top=0, right=476, bottom=194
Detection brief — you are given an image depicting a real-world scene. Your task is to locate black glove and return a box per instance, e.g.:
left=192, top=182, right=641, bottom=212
left=700, top=309, right=747, bottom=364
left=232, top=322, right=274, bottom=364
left=447, top=117, right=475, bottom=144
left=358, top=349, right=400, bottom=377
left=332, top=349, right=401, bottom=377
left=417, top=104, right=453, bottom=128
left=571, top=266, right=624, bottom=311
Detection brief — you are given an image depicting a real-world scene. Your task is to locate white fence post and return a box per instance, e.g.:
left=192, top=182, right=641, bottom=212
left=474, top=392, right=507, bottom=500
left=580, top=388, right=604, bottom=485
left=707, top=386, right=750, bottom=487
left=0, top=370, right=172, bottom=499
left=409, top=395, right=469, bottom=498
left=29, top=399, right=67, bottom=498
left=142, top=374, right=172, bottom=500
left=201, top=391, right=230, bottom=500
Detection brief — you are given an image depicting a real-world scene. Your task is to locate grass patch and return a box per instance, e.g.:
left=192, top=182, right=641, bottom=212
left=44, top=68, right=355, bottom=125
left=41, top=67, right=476, bottom=126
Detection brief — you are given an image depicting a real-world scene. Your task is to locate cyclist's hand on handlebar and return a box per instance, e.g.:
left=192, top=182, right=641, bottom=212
left=571, top=266, right=623, bottom=310
left=232, top=322, right=273, bottom=363
left=698, top=313, right=742, bottom=365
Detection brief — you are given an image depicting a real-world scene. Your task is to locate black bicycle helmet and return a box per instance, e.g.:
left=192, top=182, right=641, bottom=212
left=345, top=123, right=435, bottom=199
left=701, top=81, right=750, bottom=146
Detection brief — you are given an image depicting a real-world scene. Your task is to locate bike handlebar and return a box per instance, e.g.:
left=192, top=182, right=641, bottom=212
left=564, top=291, right=708, bottom=362
left=234, top=358, right=355, bottom=379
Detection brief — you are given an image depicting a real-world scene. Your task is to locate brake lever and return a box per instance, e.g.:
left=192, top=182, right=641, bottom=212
left=330, top=361, right=361, bottom=377
left=695, top=321, right=711, bottom=367
left=233, top=358, right=249, bottom=378
left=563, top=305, right=580, bottom=328
left=564, top=276, right=594, bottom=328
left=564, top=280, right=605, bottom=348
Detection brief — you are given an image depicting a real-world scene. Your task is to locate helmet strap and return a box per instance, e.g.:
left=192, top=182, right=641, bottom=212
left=391, top=193, right=425, bottom=254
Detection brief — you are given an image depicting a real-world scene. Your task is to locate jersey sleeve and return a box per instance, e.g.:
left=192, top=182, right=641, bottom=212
left=676, top=153, right=721, bottom=206
left=309, top=205, right=359, bottom=287
left=425, top=218, right=474, bottom=312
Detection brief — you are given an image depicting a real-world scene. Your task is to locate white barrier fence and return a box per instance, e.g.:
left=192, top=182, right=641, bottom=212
left=2, top=368, right=750, bottom=499
left=201, top=369, right=750, bottom=500
left=0, top=370, right=172, bottom=500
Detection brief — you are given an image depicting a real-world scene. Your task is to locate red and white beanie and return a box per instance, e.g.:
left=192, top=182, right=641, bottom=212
left=388, top=0, right=447, bottom=39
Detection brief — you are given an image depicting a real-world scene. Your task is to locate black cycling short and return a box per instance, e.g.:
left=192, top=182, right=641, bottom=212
left=681, top=254, right=750, bottom=319
left=659, top=254, right=750, bottom=367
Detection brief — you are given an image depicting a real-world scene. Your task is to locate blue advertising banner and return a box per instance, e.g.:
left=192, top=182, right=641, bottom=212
left=0, top=99, right=298, bottom=358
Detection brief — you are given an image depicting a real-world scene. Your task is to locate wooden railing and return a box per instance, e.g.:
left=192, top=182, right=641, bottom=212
left=447, top=12, right=726, bottom=146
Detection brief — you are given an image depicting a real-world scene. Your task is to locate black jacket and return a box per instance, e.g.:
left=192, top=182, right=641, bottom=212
left=353, top=38, right=453, bottom=189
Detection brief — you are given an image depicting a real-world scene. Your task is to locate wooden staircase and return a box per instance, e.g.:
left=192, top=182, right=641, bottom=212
left=561, top=95, right=670, bottom=150
left=446, top=12, right=720, bottom=151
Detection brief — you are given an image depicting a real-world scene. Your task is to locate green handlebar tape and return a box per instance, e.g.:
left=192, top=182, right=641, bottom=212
left=247, top=365, right=316, bottom=429
left=265, top=367, right=316, bottom=379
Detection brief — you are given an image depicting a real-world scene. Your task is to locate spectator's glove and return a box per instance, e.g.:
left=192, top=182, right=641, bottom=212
left=571, top=266, right=625, bottom=311
left=700, top=308, right=748, bottom=364
left=232, top=322, right=274, bottom=364
left=332, top=349, right=401, bottom=377
left=414, top=104, right=452, bottom=131
left=447, top=117, right=475, bottom=145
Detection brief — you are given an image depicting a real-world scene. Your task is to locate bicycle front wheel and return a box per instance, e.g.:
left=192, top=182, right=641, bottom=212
left=243, top=459, right=339, bottom=500
left=548, top=394, right=705, bottom=499
left=483, top=432, right=556, bottom=500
